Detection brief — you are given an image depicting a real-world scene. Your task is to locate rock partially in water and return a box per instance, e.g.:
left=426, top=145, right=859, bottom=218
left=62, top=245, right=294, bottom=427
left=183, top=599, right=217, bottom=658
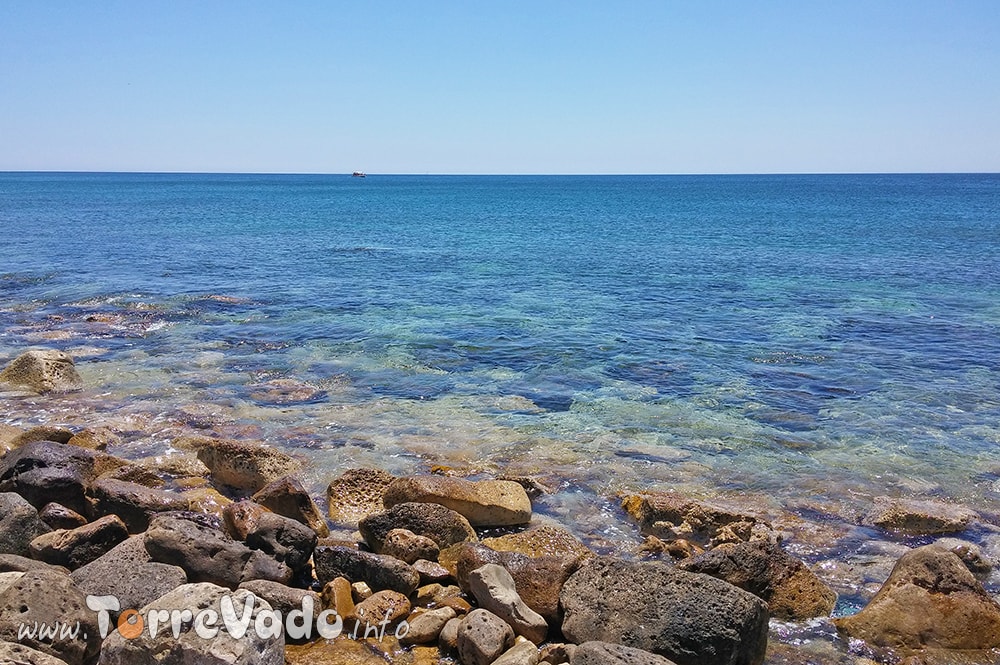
left=11, top=426, right=74, bottom=446
left=622, top=492, right=775, bottom=548
left=0, top=441, right=101, bottom=515
left=326, top=467, right=397, bottom=526
left=66, top=427, right=120, bottom=451
left=468, top=563, right=547, bottom=644
left=0, top=349, right=83, bottom=393
left=98, top=583, right=284, bottom=665
left=835, top=544, right=1000, bottom=654
left=28, top=514, right=128, bottom=570
left=483, top=525, right=593, bottom=561
left=0, top=492, right=52, bottom=557
left=862, top=497, right=978, bottom=535
left=677, top=540, right=836, bottom=620
left=359, top=501, right=477, bottom=553
left=252, top=475, right=330, bottom=537
left=560, top=557, right=769, bottom=665
left=384, top=476, right=532, bottom=527
left=194, top=438, right=301, bottom=493
left=934, top=537, right=994, bottom=577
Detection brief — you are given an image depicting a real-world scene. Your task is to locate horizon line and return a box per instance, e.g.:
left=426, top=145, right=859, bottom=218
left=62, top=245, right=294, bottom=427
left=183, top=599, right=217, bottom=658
left=2, top=169, right=998, bottom=177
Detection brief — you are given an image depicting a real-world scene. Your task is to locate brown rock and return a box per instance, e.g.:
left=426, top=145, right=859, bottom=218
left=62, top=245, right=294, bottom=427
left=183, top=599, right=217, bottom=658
left=321, top=576, right=355, bottom=617
left=327, top=467, right=397, bottom=525
left=835, top=544, right=1000, bottom=652
left=252, top=475, right=330, bottom=537
left=622, top=491, right=774, bottom=547
left=28, top=514, right=128, bottom=569
left=348, top=589, right=411, bottom=627
left=182, top=487, right=233, bottom=519
left=483, top=525, right=593, bottom=560
left=222, top=499, right=270, bottom=540
left=0, top=349, right=83, bottom=393
left=99, top=462, right=165, bottom=488
left=457, top=609, right=516, bottom=665
left=863, top=497, right=978, bottom=535
left=360, top=501, right=477, bottom=553
left=385, top=476, right=532, bottom=527
left=382, top=528, right=441, bottom=564
left=11, top=426, right=74, bottom=446
left=677, top=540, right=836, bottom=620
left=403, top=606, right=457, bottom=644
left=413, top=558, right=452, bottom=583
left=66, top=427, right=120, bottom=451
left=195, top=438, right=301, bottom=493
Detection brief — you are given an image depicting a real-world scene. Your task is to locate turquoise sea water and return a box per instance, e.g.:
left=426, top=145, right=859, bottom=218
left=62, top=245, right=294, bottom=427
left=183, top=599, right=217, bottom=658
left=2, top=174, right=1000, bottom=561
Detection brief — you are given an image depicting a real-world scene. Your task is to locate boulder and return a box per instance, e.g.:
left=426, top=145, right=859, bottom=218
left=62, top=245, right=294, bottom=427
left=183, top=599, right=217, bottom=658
left=468, top=563, right=547, bottom=644
left=143, top=515, right=291, bottom=588
left=677, top=540, right=836, bottom=620
left=0, top=640, right=71, bottom=665
left=223, top=500, right=271, bottom=540
left=66, top=427, right=119, bottom=451
left=384, top=476, right=532, bottom=527
left=834, top=544, right=1000, bottom=652
left=381, top=529, right=441, bottom=565
left=87, top=477, right=190, bottom=532
left=572, top=642, right=678, bottom=665
left=313, top=545, right=420, bottom=595
left=252, top=475, right=330, bottom=537
left=0, top=441, right=99, bottom=514
left=494, top=637, right=541, bottom=665
left=326, top=467, right=397, bottom=525
left=863, top=497, right=978, bottom=535
left=457, top=609, right=516, bottom=665
left=239, top=579, right=321, bottom=643
left=0, top=492, right=52, bottom=557
left=359, top=501, right=477, bottom=553
left=402, top=606, right=456, bottom=644
left=28, top=514, right=128, bottom=569
left=97, top=583, right=284, bottom=665
left=39, top=503, right=88, bottom=530
left=11, top=426, right=74, bottom=446
left=348, top=589, right=411, bottom=627
left=447, top=542, right=582, bottom=625
left=483, top=525, right=593, bottom=560
left=621, top=492, right=773, bottom=547
left=0, top=569, right=101, bottom=665
left=560, top=557, right=769, bottom=665
left=0, top=553, right=68, bottom=575
left=244, top=511, right=317, bottom=574
left=70, top=536, right=187, bottom=620
left=0, top=349, right=83, bottom=393
left=194, top=438, right=301, bottom=493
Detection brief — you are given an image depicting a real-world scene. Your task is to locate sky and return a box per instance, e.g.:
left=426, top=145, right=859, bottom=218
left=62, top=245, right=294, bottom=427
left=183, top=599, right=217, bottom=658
left=1, top=1, right=998, bottom=174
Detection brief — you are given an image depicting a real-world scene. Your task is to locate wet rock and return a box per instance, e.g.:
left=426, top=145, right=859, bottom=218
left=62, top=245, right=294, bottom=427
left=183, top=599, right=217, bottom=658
left=327, top=467, right=397, bottom=525
left=380, top=528, right=441, bottom=564
left=248, top=378, right=325, bottom=404
left=934, top=537, right=993, bottom=576
left=835, top=544, right=1000, bottom=652
left=637, top=535, right=703, bottom=560
left=403, top=606, right=457, bottom=644
left=863, top=497, right=978, bottom=535
left=66, top=427, right=120, bottom=451
left=448, top=542, right=582, bottom=626
left=0, top=641, right=71, bottom=665
left=0, top=441, right=99, bottom=514
left=572, top=642, right=678, bottom=665
left=98, top=583, right=284, bottom=665
left=483, top=525, right=593, bottom=561
left=0, top=569, right=101, bottom=665
left=469, top=563, right=547, bottom=644
left=314, top=545, right=420, bottom=594
left=413, top=558, right=452, bottom=582
left=321, top=576, right=355, bottom=617
left=29, top=514, right=128, bottom=569
left=87, top=477, right=189, bottom=533
left=222, top=499, right=271, bottom=540
left=622, top=492, right=774, bottom=547
left=359, top=501, right=477, bottom=553
left=458, top=609, right=516, bottom=665
left=144, top=514, right=292, bottom=588
left=99, top=462, right=165, bottom=488
left=560, top=557, right=769, bottom=665
left=11, top=426, right=74, bottom=446
left=0, top=349, right=83, bottom=393
left=252, top=475, right=330, bottom=537
left=415, top=582, right=464, bottom=606
left=0, top=492, right=52, bottom=557
left=385, top=476, right=532, bottom=527
left=677, top=540, right=836, bottom=620
left=352, top=581, right=373, bottom=602
left=0, top=553, right=68, bottom=575
left=195, top=438, right=301, bottom=493
left=348, top=589, right=411, bottom=627
left=39, top=503, right=88, bottom=530
left=0, top=424, right=22, bottom=455
left=239, top=579, right=321, bottom=643
left=70, top=535, right=186, bottom=620
left=182, top=486, right=233, bottom=519
left=285, top=635, right=414, bottom=665
left=245, top=511, right=318, bottom=574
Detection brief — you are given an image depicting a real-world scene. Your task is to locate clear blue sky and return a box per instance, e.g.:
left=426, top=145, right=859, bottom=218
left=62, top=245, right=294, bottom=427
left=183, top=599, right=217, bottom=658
left=1, top=1, right=998, bottom=174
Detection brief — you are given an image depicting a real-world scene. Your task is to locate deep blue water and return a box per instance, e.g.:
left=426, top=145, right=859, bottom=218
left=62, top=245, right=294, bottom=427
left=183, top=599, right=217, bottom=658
left=2, top=173, right=1000, bottom=546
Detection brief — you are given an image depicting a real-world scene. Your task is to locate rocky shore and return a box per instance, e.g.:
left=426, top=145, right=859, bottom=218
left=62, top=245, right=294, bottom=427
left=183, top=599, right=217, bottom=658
left=2, top=350, right=1000, bottom=665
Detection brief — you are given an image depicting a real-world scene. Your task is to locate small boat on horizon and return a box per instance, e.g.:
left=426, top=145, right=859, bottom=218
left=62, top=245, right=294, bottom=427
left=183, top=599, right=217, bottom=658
left=352, top=171, right=366, bottom=178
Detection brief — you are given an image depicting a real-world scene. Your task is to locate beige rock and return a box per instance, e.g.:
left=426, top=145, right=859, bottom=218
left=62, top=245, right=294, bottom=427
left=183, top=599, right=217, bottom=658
left=384, top=476, right=531, bottom=527
left=28, top=514, right=128, bottom=569
left=195, top=438, right=301, bottom=493
left=457, top=609, right=515, bottom=665
left=327, top=467, right=397, bottom=525
left=382, top=528, right=441, bottom=564
left=403, top=606, right=457, bottom=644
left=67, top=427, right=120, bottom=451
left=863, top=497, right=978, bottom=535
left=0, top=349, right=83, bottom=393
left=222, top=500, right=270, bottom=540
left=483, top=525, right=593, bottom=560
left=622, top=491, right=774, bottom=547
left=11, top=426, right=74, bottom=446
left=183, top=487, right=233, bottom=519
left=494, top=637, right=541, bottom=665
left=468, top=564, right=547, bottom=644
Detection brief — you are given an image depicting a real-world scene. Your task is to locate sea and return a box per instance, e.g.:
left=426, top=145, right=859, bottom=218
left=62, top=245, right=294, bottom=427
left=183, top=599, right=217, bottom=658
left=2, top=172, right=1000, bottom=657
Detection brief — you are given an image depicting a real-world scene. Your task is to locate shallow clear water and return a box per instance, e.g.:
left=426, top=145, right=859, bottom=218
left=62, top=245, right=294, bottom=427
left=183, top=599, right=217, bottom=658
left=2, top=173, right=1000, bottom=564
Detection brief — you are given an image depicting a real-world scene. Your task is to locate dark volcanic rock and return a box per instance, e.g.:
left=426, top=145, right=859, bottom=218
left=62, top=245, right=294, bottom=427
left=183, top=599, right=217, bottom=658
left=560, top=557, right=769, bottom=665
left=572, top=641, right=678, bottom=665
left=0, top=492, right=52, bottom=557
left=0, top=441, right=99, bottom=514
left=38, top=503, right=88, bottom=530
left=359, top=501, right=477, bottom=553
left=28, top=514, right=128, bottom=569
left=313, top=545, right=420, bottom=594
left=244, top=511, right=317, bottom=574
left=87, top=477, right=190, bottom=533
left=677, top=540, right=836, bottom=620
left=252, top=475, right=330, bottom=537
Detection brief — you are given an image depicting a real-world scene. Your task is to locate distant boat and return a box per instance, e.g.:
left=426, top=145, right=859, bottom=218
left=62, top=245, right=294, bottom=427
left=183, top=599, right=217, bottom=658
left=352, top=171, right=366, bottom=178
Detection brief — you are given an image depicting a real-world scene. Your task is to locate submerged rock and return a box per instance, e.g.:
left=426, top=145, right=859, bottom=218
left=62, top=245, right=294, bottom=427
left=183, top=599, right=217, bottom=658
left=863, top=496, right=978, bottom=535
left=0, top=349, right=83, bottom=393
left=835, top=544, right=1000, bottom=653
left=677, top=540, right=836, bottom=620
left=326, top=467, right=397, bottom=525
left=560, top=557, right=769, bottom=665
left=384, top=476, right=532, bottom=527
left=195, top=438, right=301, bottom=493
left=622, top=492, right=774, bottom=547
